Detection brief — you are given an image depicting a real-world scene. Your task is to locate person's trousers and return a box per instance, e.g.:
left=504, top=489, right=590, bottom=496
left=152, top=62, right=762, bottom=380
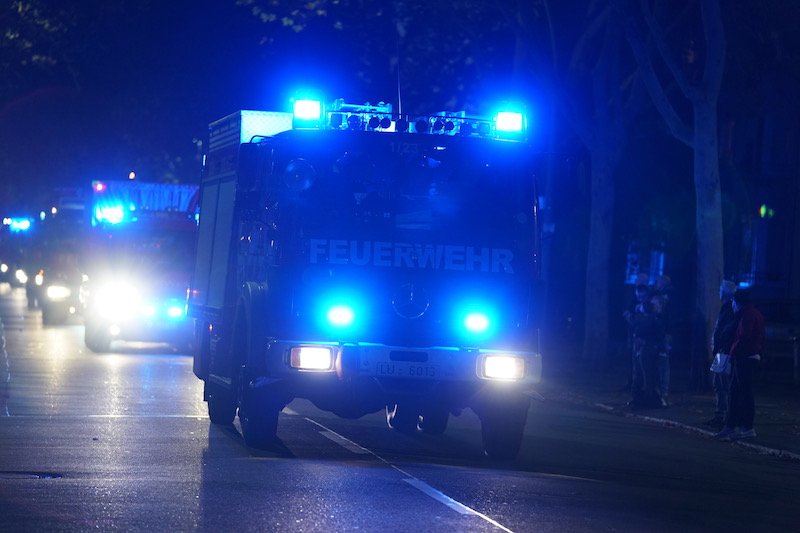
left=725, top=357, right=759, bottom=429
left=711, top=370, right=731, bottom=418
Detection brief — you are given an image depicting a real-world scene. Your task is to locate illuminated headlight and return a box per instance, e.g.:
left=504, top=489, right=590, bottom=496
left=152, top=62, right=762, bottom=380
left=46, top=285, right=72, bottom=300
left=0, top=263, right=8, bottom=273
left=15, top=269, right=28, bottom=284
left=290, top=346, right=335, bottom=371
left=95, top=282, right=139, bottom=318
left=479, top=354, right=525, bottom=381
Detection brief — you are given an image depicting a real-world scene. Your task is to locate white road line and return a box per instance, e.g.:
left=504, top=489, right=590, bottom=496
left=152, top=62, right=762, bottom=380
left=403, top=478, right=475, bottom=514
left=318, top=430, right=371, bottom=454
left=0, top=414, right=209, bottom=419
left=304, top=417, right=515, bottom=533
left=282, top=407, right=300, bottom=416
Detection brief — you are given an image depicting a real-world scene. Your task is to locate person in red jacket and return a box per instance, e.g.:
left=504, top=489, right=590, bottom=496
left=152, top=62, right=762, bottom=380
left=715, top=288, right=765, bottom=440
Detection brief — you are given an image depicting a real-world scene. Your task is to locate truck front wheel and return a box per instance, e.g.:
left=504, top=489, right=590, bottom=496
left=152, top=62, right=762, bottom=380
left=239, top=384, right=281, bottom=449
left=479, top=396, right=530, bottom=460
left=206, top=381, right=236, bottom=425
left=84, top=320, right=111, bottom=352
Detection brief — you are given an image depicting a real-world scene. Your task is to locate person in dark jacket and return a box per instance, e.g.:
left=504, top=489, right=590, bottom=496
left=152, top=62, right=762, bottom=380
left=715, top=288, right=766, bottom=440
left=704, top=280, right=737, bottom=427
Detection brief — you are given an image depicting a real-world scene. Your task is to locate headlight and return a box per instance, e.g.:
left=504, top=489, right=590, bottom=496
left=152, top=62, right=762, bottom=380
left=290, top=346, right=335, bottom=371
left=479, top=354, right=525, bottom=381
left=15, top=269, right=28, bottom=284
left=0, top=263, right=8, bottom=274
left=94, top=282, right=140, bottom=318
left=46, top=285, right=72, bottom=300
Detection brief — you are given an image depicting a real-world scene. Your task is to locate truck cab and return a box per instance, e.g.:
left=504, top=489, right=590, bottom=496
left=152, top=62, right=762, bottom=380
left=190, top=100, right=543, bottom=459
left=82, top=181, right=198, bottom=352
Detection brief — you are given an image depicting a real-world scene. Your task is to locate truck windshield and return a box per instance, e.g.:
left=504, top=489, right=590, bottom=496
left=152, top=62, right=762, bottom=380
left=271, top=132, right=537, bottom=248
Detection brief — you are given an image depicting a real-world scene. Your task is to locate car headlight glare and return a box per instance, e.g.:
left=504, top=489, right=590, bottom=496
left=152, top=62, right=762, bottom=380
left=46, top=285, right=72, bottom=300
left=95, top=282, right=139, bottom=318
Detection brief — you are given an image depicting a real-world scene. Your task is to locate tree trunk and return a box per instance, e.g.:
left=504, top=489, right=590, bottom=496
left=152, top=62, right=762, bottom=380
left=583, top=149, right=615, bottom=365
left=689, top=100, right=725, bottom=390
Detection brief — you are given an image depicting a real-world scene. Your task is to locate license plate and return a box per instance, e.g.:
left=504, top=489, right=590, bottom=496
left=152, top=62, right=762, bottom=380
left=376, top=362, right=439, bottom=379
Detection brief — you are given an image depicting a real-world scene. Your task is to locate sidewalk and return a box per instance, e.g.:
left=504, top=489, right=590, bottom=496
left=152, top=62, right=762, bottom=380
left=539, top=357, right=800, bottom=462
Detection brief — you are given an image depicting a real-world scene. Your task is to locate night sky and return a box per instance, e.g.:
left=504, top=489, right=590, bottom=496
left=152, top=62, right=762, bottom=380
left=0, top=1, right=367, bottom=214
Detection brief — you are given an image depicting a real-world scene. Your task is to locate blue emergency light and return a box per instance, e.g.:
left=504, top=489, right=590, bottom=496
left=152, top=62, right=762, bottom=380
left=292, top=99, right=323, bottom=129
left=464, top=312, right=490, bottom=333
left=94, top=204, right=127, bottom=225
left=4, top=217, right=32, bottom=232
left=495, top=111, right=524, bottom=133
left=454, top=299, right=499, bottom=341
left=326, top=305, right=355, bottom=327
left=293, top=99, right=322, bottom=121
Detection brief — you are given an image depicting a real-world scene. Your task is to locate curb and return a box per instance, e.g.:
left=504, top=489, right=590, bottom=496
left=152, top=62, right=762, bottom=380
left=547, top=391, right=800, bottom=463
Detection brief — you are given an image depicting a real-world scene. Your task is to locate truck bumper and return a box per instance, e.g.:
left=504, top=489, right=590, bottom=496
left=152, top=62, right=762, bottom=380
left=254, top=340, right=542, bottom=418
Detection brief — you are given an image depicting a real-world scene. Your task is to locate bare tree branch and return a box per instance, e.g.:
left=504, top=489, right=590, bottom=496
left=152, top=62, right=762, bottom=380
left=618, top=2, right=693, bottom=146
left=700, top=0, right=726, bottom=100
left=639, top=0, right=701, bottom=100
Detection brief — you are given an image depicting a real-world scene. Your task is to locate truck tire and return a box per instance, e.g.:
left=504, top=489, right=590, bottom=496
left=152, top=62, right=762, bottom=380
left=232, top=283, right=281, bottom=449
left=479, top=396, right=530, bottom=460
left=386, top=403, right=420, bottom=433
left=206, top=381, right=236, bottom=426
left=84, top=320, right=111, bottom=352
left=419, top=409, right=449, bottom=435
left=239, top=378, right=282, bottom=449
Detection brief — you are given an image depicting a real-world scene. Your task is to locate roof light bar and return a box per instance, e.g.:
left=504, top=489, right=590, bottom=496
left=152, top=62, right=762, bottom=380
left=286, top=97, right=527, bottom=140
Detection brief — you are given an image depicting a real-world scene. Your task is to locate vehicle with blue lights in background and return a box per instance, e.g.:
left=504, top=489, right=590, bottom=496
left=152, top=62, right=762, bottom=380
left=1, top=217, right=35, bottom=288
left=189, top=97, right=544, bottom=459
left=81, top=180, right=199, bottom=352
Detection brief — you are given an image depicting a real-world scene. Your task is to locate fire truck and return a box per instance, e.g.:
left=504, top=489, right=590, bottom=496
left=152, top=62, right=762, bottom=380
left=82, top=180, right=199, bottom=352
left=189, top=98, right=544, bottom=459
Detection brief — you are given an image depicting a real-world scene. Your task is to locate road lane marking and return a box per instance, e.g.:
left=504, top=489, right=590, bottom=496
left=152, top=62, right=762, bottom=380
left=318, top=430, right=371, bottom=454
left=403, top=478, right=474, bottom=514
left=304, top=417, right=515, bottom=533
left=0, top=415, right=209, bottom=419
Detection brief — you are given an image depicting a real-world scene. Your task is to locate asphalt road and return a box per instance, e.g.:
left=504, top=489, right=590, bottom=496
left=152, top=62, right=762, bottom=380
left=0, top=284, right=798, bottom=532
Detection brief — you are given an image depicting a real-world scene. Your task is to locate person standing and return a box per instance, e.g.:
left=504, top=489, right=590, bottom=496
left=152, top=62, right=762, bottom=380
left=628, top=285, right=666, bottom=409
left=704, top=280, right=737, bottom=427
left=653, top=275, right=673, bottom=407
left=715, top=288, right=765, bottom=440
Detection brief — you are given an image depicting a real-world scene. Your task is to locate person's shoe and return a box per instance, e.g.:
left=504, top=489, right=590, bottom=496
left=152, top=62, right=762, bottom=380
left=714, top=426, right=738, bottom=440
left=732, top=428, right=757, bottom=439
